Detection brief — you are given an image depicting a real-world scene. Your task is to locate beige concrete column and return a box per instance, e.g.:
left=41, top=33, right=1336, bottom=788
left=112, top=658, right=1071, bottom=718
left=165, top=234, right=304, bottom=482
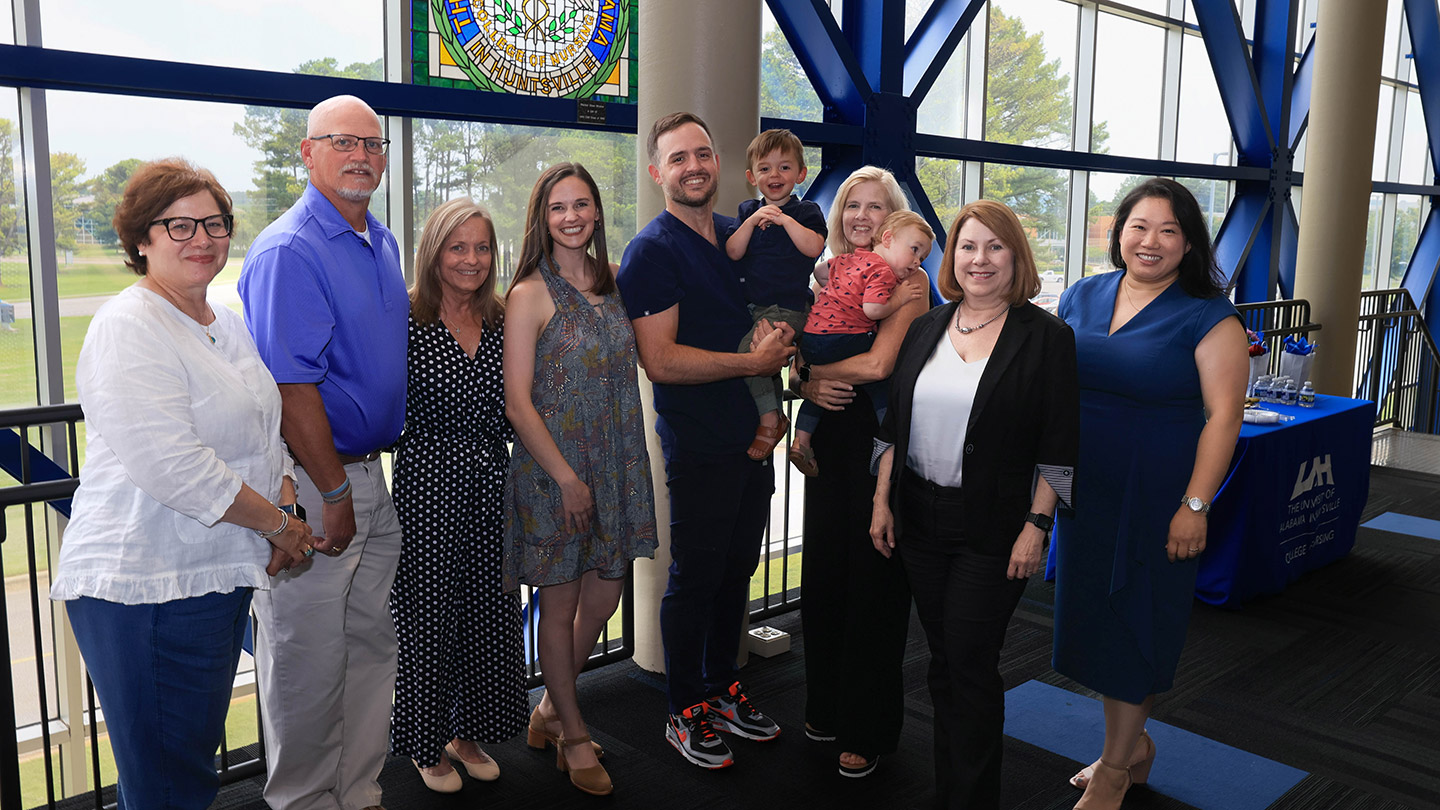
left=630, top=1, right=763, bottom=673
left=1292, top=2, right=1387, bottom=395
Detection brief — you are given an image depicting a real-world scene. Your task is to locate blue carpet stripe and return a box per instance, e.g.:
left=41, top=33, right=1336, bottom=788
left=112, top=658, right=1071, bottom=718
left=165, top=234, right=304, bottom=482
left=1360, top=511, right=1440, bottom=540
left=1004, top=680, right=1306, bottom=810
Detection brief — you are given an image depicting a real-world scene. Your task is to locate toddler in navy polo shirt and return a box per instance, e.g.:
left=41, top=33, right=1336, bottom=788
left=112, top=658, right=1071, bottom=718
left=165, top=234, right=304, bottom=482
left=724, top=129, right=828, bottom=462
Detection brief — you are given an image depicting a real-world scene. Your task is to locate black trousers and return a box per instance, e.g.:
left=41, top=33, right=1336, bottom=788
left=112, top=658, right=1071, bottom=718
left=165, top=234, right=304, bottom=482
left=801, top=394, right=912, bottom=756
left=897, top=470, right=1027, bottom=810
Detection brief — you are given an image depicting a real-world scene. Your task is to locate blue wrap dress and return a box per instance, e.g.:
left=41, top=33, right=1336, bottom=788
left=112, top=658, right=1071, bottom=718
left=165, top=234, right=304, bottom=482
left=1051, top=270, right=1238, bottom=702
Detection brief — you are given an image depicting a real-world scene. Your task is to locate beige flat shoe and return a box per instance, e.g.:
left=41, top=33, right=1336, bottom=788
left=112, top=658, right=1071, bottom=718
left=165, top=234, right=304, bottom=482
left=445, top=741, right=500, bottom=781
left=413, top=759, right=462, bottom=793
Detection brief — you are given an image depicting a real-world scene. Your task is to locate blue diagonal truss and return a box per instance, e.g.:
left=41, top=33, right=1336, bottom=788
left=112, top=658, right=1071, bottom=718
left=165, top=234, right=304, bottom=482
left=1402, top=0, right=1440, bottom=319
left=761, top=0, right=1330, bottom=303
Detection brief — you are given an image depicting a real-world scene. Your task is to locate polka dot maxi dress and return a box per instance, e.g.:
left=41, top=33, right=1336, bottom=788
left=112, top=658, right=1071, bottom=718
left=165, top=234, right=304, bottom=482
left=389, top=316, right=526, bottom=766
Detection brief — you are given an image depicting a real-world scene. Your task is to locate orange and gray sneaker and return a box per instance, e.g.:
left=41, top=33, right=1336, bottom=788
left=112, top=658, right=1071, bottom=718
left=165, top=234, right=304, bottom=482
left=706, top=681, right=781, bottom=741
left=666, top=702, right=734, bottom=769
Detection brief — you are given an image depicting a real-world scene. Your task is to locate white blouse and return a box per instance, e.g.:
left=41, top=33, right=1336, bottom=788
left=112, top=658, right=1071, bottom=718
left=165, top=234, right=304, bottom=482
left=905, top=332, right=988, bottom=488
left=50, top=286, right=293, bottom=605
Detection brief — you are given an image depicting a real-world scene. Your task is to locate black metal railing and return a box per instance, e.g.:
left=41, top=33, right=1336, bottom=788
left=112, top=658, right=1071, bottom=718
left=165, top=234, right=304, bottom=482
left=1356, top=289, right=1440, bottom=434
left=0, top=403, right=270, bottom=810
left=1236, top=298, right=1322, bottom=377
left=2, top=401, right=805, bottom=808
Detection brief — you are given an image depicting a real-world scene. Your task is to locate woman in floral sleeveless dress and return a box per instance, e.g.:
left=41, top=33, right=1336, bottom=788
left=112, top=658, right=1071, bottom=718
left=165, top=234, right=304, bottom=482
left=503, top=163, right=657, bottom=796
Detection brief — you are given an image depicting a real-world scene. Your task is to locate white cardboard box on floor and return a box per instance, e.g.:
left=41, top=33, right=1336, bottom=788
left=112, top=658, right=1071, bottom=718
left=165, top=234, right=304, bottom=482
left=746, top=625, right=790, bottom=657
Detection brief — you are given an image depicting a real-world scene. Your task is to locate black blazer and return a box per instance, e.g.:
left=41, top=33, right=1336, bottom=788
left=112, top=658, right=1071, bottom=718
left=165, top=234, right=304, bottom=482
left=877, top=301, right=1079, bottom=556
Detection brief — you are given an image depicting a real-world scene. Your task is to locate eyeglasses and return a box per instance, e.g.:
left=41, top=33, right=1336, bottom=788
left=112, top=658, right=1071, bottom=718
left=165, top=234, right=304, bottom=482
left=148, top=214, right=234, bottom=242
left=309, top=133, right=391, bottom=155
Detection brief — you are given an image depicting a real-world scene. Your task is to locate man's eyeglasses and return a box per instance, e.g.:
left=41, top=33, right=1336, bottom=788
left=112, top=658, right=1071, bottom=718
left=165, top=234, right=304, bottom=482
left=148, top=214, right=235, bottom=242
left=309, top=133, right=391, bottom=155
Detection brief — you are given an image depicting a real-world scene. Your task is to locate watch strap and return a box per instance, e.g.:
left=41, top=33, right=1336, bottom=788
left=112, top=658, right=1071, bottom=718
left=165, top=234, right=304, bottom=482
left=1025, top=511, right=1054, bottom=532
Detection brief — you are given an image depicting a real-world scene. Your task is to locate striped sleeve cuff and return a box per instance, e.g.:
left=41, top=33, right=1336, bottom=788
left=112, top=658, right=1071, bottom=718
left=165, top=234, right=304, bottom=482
left=1036, top=464, right=1075, bottom=510
left=870, top=438, right=895, bottom=477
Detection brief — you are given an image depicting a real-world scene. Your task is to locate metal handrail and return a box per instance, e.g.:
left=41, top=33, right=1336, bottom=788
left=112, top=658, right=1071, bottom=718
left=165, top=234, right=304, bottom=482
left=1355, top=289, right=1440, bottom=433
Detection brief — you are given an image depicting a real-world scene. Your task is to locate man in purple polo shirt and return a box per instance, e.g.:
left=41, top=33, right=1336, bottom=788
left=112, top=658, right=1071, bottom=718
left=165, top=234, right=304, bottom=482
left=239, top=94, right=407, bottom=810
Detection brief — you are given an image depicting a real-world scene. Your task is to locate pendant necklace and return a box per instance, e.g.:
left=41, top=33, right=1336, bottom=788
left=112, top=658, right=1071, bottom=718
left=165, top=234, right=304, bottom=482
left=202, top=306, right=216, bottom=344
left=955, top=304, right=1007, bottom=334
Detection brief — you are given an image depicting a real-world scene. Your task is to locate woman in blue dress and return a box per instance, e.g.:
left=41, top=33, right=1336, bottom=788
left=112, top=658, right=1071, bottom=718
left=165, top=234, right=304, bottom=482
left=1052, top=178, right=1248, bottom=810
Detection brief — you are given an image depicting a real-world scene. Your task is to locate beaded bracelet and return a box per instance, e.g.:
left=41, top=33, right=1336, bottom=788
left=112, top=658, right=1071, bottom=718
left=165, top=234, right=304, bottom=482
left=256, top=508, right=289, bottom=539
left=321, top=478, right=352, bottom=504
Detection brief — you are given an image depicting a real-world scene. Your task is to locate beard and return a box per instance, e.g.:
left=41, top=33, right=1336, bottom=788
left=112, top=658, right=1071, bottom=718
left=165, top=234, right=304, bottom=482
left=332, top=162, right=381, bottom=202
left=666, top=172, right=717, bottom=209
left=335, top=185, right=378, bottom=202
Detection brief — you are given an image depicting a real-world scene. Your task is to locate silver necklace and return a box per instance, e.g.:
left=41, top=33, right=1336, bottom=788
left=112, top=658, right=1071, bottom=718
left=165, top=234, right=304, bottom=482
left=955, top=304, right=1007, bottom=334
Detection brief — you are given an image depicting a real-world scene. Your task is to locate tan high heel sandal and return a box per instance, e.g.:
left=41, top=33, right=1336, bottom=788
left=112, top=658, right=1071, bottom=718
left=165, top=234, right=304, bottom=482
left=556, top=733, right=613, bottom=796
left=527, top=705, right=605, bottom=757
left=1069, top=729, right=1155, bottom=789
left=1072, top=759, right=1132, bottom=810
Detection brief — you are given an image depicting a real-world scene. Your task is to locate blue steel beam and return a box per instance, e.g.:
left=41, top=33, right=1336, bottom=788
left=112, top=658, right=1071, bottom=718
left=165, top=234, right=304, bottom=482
left=1190, top=0, right=1275, bottom=165
left=0, top=44, right=638, bottom=131
left=1277, top=200, right=1299, bottom=298
left=766, top=0, right=871, bottom=124
left=904, top=0, right=987, bottom=103
left=1402, top=0, right=1440, bottom=318
left=841, top=0, right=905, bottom=94
left=1251, top=0, right=1297, bottom=156
left=1289, top=36, right=1315, bottom=148
left=1214, top=188, right=1272, bottom=301
left=913, top=132, right=1271, bottom=179
left=1404, top=207, right=1440, bottom=317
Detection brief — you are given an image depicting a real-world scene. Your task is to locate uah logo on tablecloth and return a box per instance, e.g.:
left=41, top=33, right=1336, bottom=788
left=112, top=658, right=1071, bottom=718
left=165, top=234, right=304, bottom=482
left=1290, top=454, right=1334, bottom=500
left=428, top=0, right=631, bottom=99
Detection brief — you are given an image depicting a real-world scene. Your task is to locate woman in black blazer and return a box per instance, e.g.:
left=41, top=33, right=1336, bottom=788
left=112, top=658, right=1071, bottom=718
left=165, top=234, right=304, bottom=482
left=870, top=199, right=1078, bottom=810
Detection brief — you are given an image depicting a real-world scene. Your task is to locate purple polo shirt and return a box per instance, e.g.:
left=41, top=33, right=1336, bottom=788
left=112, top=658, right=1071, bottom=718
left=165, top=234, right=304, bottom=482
left=238, top=183, right=407, bottom=456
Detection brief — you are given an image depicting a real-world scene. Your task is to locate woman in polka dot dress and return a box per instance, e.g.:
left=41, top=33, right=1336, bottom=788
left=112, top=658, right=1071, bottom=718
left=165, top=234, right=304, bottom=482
left=389, top=197, right=526, bottom=793
left=503, top=163, right=658, bottom=796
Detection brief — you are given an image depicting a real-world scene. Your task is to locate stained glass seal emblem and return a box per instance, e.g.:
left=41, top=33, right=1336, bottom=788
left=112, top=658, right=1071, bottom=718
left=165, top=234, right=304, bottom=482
left=431, top=0, right=629, bottom=99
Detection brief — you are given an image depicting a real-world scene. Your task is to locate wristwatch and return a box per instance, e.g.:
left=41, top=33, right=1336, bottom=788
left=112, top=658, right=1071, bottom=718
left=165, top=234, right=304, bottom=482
left=1025, top=512, right=1054, bottom=533
left=798, top=363, right=812, bottom=382
left=1181, top=495, right=1211, bottom=515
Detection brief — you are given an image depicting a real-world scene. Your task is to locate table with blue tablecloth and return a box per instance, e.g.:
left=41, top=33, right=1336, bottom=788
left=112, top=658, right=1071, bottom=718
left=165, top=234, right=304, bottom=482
left=1195, top=394, right=1375, bottom=607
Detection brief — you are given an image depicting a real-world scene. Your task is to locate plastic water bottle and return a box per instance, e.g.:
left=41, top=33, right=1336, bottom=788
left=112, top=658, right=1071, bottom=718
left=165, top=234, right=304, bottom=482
left=1270, top=376, right=1287, bottom=404
left=1299, top=380, right=1315, bottom=408
left=1280, top=378, right=1298, bottom=406
left=1253, top=375, right=1272, bottom=403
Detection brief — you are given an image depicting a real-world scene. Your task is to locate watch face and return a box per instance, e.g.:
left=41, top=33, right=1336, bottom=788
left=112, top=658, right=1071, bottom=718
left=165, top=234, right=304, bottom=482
left=1187, top=497, right=1204, bottom=512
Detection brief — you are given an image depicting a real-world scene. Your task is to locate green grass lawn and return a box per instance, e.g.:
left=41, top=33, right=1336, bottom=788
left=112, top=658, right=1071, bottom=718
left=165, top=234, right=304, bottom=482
left=2, top=314, right=91, bottom=577
left=1, top=246, right=245, bottom=304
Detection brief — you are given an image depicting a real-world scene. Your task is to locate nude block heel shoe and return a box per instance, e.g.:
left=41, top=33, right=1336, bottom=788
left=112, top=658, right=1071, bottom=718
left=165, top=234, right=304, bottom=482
left=556, top=733, right=613, bottom=796
left=528, top=705, right=605, bottom=757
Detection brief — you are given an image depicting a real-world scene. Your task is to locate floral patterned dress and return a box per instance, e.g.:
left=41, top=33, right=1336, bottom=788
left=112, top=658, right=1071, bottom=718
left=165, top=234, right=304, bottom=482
left=503, top=259, right=658, bottom=590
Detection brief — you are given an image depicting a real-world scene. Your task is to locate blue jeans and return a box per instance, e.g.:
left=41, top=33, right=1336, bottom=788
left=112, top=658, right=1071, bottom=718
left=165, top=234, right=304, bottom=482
left=660, top=451, right=774, bottom=713
left=796, top=331, right=888, bottom=435
left=67, top=589, right=253, bottom=810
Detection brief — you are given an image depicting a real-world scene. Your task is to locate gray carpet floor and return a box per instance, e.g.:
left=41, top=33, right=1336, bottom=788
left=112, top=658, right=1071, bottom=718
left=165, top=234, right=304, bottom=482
left=58, top=466, right=1440, bottom=810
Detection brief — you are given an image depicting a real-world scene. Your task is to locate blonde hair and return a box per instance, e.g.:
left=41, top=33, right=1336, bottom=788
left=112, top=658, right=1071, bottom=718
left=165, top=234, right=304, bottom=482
left=878, top=210, right=934, bottom=246
left=410, top=197, right=504, bottom=328
left=936, top=199, right=1041, bottom=305
left=826, top=166, right=909, bottom=256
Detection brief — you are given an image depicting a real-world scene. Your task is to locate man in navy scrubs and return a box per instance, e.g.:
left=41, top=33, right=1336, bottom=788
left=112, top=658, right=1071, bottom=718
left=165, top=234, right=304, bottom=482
left=617, top=112, right=796, bottom=769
